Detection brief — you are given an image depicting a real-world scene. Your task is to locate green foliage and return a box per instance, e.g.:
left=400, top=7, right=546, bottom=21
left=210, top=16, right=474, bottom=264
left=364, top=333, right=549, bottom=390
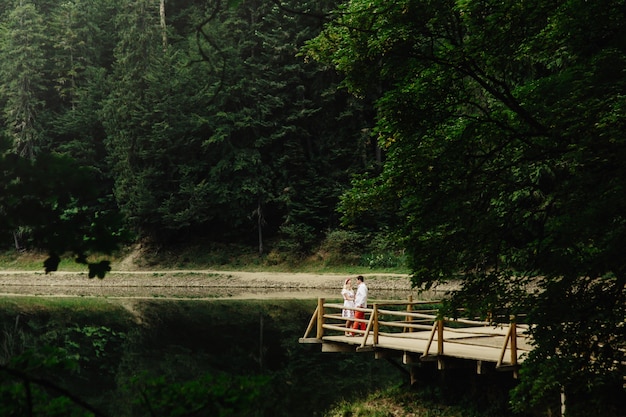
left=63, top=325, right=126, bottom=375
left=0, top=300, right=134, bottom=417
left=360, top=252, right=405, bottom=269
left=0, top=0, right=48, bottom=159
left=317, top=229, right=407, bottom=269
left=0, top=317, right=27, bottom=368
left=0, top=1, right=127, bottom=272
left=322, top=229, right=366, bottom=254
left=0, top=136, right=126, bottom=270
left=0, top=298, right=405, bottom=417
left=127, top=372, right=271, bottom=417
left=359, top=230, right=406, bottom=269
left=0, top=0, right=381, bottom=264
left=324, top=386, right=466, bottom=417
left=305, top=0, right=626, bottom=414
left=0, top=346, right=94, bottom=417
left=277, top=223, right=318, bottom=255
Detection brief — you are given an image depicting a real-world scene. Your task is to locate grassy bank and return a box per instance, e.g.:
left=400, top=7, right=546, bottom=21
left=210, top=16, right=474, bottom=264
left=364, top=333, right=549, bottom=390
left=0, top=243, right=410, bottom=275
left=326, top=387, right=467, bottom=417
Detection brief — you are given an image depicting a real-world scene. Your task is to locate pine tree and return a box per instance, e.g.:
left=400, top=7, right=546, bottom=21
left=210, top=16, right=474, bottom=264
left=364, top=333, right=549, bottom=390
left=0, top=0, right=49, bottom=159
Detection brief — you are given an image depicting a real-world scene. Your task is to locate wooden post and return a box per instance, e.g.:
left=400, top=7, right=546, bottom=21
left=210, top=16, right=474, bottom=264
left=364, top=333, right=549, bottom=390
left=373, top=304, right=379, bottom=345
left=561, top=386, right=566, bottom=417
left=497, top=319, right=515, bottom=368
left=406, top=295, right=413, bottom=333
left=360, top=306, right=375, bottom=347
left=302, top=306, right=318, bottom=339
left=437, top=319, right=444, bottom=355
left=259, top=313, right=264, bottom=370
left=424, top=320, right=438, bottom=356
left=509, top=315, right=518, bottom=367
left=409, top=365, right=419, bottom=387
left=316, top=298, right=325, bottom=339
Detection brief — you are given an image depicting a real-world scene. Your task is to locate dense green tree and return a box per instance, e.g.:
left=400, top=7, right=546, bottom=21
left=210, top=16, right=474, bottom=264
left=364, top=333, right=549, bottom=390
left=46, top=0, right=121, bottom=214
left=194, top=0, right=372, bottom=250
left=0, top=134, right=124, bottom=275
left=0, top=0, right=123, bottom=254
left=0, top=0, right=49, bottom=160
left=103, top=0, right=201, bottom=240
left=101, top=0, right=373, bottom=249
left=305, top=0, right=625, bottom=414
left=0, top=0, right=379, bottom=256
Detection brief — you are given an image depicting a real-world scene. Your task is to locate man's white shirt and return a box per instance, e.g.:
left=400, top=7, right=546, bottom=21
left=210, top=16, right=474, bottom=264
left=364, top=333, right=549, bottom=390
left=354, top=282, right=368, bottom=308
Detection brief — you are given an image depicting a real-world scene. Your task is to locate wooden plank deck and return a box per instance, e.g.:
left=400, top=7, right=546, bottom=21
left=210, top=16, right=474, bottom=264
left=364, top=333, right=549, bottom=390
left=322, top=330, right=531, bottom=363
left=299, top=298, right=533, bottom=373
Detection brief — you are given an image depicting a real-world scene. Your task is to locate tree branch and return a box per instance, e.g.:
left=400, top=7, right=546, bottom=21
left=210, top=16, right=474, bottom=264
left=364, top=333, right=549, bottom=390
left=0, top=365, right=110, bottom=417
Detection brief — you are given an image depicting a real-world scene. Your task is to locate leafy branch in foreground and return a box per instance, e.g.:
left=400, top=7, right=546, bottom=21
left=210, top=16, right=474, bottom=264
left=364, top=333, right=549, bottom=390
left=0, top=136, right=126, bottom=277
left=304, top=0, right=626, bottom=414
left=1, top=347, right=107, bottom=417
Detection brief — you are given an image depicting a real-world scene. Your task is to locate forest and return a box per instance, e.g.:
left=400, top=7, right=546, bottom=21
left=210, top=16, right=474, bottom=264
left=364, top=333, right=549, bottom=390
left=0, top=0, right=382, bottom=259
left=1, top=0, right=625, bottom=416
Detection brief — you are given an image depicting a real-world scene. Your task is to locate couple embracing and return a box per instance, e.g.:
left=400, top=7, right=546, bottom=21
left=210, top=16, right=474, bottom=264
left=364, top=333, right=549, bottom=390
left=341, top=275, right=368, bottom=336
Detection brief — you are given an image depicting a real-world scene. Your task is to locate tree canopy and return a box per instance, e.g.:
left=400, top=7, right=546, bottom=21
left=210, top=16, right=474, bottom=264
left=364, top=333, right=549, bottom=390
left=0, top=0, right=377, bottom=256
left=305, top=0, right=625, bottom=414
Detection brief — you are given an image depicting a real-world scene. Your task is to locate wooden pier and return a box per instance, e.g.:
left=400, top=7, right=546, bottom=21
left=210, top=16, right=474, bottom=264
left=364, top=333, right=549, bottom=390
left=299, top=298, right=532, bottom=378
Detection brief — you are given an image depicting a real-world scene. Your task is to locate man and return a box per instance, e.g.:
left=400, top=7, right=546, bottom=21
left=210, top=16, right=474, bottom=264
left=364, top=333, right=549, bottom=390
left=351, top=275, right=368, bottom=333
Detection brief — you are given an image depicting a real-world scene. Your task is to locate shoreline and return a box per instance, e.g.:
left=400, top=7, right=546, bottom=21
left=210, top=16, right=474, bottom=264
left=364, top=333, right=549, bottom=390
left=0, top=270, right=451, bottom=300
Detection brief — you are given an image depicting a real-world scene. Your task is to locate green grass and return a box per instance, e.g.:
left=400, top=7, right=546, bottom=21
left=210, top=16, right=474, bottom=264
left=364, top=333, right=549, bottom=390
left=0, top=250, right=49, bottom=270
left=0, top=250, right=118, bottom=271
left=134, top=242, right=410, bottom=274
left=0, top=296, right=136, bottom=330
left=324, top=386, right=467, bottom=417
left=0, top=245, right=410, bottom=275
left=0, top=296, right=120, bottom=312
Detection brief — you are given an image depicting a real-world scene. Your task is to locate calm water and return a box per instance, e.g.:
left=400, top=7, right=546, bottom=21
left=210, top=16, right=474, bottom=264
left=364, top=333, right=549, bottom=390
left=0, top=284, right=444, bottom=301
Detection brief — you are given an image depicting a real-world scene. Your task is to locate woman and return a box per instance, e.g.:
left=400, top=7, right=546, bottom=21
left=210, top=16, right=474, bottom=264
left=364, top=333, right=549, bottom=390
left=341, top=277, right=355, bottom=335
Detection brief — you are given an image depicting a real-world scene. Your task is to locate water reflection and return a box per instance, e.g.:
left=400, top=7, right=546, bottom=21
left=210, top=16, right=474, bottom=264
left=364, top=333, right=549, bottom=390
left=0, top=285, right=445, bottom=301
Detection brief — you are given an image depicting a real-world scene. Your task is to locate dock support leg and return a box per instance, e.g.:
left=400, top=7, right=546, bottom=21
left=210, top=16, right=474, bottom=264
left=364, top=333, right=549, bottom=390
left=409, top=365, right=419, bottom=387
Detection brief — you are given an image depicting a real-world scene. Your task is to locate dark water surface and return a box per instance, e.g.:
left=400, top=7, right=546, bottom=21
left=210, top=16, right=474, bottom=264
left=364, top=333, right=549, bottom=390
left=0, top=297, right=408, bottom=417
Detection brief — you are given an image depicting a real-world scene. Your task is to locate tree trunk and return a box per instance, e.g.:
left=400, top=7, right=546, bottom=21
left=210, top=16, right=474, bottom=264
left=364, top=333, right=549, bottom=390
left=257, top=199, right=264, bottom=256
left=159, top=0, right=167, bottom=50
left=13, top=231, right=21, bottom=252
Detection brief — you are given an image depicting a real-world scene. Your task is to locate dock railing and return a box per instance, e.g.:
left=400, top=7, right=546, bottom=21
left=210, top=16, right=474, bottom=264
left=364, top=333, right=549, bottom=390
left=300, top=297, right=525, bottom=370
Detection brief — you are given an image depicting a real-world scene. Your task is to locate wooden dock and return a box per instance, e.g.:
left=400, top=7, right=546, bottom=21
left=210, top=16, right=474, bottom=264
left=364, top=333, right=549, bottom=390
left=299, top=298, right=532, bottom=377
